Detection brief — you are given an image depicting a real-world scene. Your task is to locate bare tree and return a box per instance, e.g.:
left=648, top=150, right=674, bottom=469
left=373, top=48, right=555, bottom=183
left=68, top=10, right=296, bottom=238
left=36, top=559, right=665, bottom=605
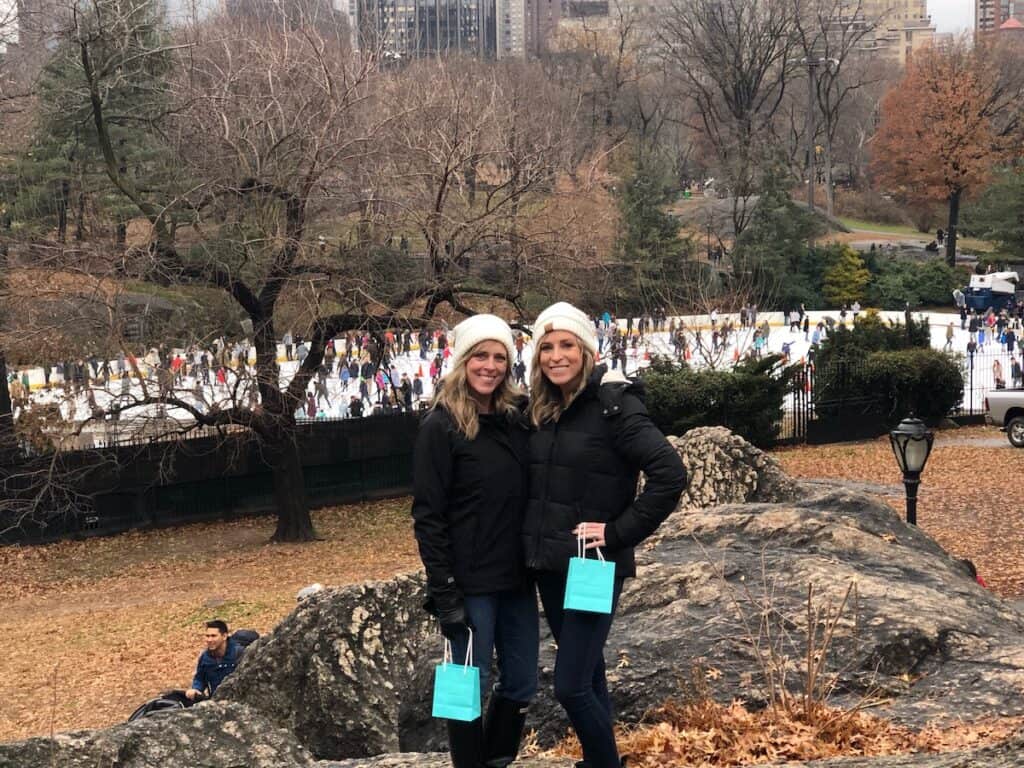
left=658, top=0, right=800, bottom=237
left=792, top=0, right=883, bottom=216
left=12, top=0, right=593, bottom=541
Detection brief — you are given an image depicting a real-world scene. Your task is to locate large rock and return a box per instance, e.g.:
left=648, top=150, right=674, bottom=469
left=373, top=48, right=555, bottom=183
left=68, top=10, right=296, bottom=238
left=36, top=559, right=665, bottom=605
left=0, top=701, right=316, bottom=768
left=217, top=574, right=443, bottom=759
left=217, top=429, right=1024, bottom=761
left=582, top=485, right=1024, bottom=738
left=670, top=426, right=801, bottom=508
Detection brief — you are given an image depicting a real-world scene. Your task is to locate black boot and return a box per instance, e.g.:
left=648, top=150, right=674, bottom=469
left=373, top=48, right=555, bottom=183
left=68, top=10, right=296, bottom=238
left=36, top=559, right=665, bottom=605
left=447, top=718, right=484, bottom=768
left=482, top=697, right=529, bottom=767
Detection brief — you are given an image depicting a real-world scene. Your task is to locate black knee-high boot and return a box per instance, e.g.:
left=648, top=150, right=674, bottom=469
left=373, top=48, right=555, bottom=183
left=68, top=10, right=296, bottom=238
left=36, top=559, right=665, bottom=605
left=482, top=697, right=529, bottom=767
left=447, top=718, right=484, bottom=768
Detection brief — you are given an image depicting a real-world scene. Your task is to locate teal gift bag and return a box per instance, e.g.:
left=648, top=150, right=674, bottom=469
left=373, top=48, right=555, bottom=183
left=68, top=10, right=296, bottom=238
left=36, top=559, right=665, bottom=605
left=564, top=529, right=615, bottom=614
left=432, top=631, right=481, bottom=721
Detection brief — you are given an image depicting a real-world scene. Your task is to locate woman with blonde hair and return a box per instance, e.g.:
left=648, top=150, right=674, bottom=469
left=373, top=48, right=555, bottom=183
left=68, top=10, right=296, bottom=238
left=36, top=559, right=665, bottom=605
left=412, top=313, right=537, bottom=768
left=524, top=302, right=686, bottom=768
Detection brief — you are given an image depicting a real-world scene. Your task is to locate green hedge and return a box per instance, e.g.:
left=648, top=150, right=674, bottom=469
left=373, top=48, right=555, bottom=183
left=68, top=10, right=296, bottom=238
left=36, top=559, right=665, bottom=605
left=641, top=356, right=797, bottom=448
left=815, top=348, right=963, bottom=426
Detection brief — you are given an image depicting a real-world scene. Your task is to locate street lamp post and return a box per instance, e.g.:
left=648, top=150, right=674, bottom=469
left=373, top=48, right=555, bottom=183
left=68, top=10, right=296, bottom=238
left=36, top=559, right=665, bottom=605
left=794, top=56, right=839, bottom=213
left=888, top=417, right=935, bottom=525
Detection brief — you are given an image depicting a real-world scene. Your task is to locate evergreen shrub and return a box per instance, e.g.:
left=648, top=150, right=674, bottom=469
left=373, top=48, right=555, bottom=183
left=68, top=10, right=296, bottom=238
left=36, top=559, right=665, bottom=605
left=642, top=356, right=796, bottom=447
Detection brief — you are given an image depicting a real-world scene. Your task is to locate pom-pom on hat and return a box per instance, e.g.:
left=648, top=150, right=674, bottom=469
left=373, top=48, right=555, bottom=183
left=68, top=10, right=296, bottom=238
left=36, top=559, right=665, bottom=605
left=451, top=314, right=516, bottom=368
left=533, top=302, right=598, bottom=355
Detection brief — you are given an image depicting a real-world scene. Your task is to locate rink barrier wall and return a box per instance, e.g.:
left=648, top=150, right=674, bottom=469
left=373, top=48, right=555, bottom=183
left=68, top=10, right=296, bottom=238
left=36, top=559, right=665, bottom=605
left=1, top=413, right=419, bottom=545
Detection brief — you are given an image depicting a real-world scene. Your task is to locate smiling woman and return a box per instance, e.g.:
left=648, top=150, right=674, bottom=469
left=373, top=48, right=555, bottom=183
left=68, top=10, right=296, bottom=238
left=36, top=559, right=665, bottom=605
left=411, top=313, right=538, bottom=768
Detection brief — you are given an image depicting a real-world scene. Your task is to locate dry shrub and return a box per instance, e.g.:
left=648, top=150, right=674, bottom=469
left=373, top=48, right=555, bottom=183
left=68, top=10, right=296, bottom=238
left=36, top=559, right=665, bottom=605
left=833, top=189, right=907, bottom=226
left=538, top=699, right=1024, bottom=767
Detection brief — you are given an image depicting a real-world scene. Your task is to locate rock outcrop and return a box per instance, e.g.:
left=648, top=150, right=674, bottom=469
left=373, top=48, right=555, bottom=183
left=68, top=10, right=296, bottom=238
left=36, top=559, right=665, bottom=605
left=5, top=428, right=1024, bottom=768
left=217, top=429, right=1024, bottom=759
left=0, top=701, right=316, bottom=768
left=217, top=575, right=442, bottom=759
left=670, top=426, right=801, bottom=508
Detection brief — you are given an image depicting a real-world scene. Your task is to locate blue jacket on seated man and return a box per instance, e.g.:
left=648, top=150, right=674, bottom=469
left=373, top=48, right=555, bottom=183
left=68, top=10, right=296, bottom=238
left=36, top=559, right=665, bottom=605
left=187, top=620, right=243, bottom=699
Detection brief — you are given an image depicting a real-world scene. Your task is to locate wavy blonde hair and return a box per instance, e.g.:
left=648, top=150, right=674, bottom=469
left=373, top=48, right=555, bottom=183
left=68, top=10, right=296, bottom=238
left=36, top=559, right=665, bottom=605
left=432, top=342, right=522, bottom=440
left=529, top=336, right=596, bottom=428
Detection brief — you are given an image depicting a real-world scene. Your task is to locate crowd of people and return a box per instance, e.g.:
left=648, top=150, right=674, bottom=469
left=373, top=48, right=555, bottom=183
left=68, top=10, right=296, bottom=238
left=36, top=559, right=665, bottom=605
left=955, top=304, right=1024, bottom=390
left=6, top=302, right=1019, bottom=439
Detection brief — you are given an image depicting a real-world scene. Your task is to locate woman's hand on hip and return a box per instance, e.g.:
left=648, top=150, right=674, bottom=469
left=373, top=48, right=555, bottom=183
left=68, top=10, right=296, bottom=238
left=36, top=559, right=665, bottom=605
left=573, top=522, right=606, bottom=549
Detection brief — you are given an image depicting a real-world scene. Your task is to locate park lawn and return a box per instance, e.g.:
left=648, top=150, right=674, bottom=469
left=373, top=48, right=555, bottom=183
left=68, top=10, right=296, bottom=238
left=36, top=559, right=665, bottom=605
left=838, top=217, right=995, bottom=252
left=0, top=498, right=421, bottom=743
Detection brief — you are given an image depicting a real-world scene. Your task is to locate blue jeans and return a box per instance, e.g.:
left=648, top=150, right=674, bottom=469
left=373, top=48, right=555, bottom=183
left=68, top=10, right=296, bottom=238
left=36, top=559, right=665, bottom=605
left=536, top=571, right=625, bottom=768
left=448, top=589, right=539, bottom=705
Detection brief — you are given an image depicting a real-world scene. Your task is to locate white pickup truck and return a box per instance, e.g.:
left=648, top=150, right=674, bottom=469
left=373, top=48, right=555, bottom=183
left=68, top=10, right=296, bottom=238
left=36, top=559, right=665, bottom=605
left=985, top=390, right=1024, bottom=447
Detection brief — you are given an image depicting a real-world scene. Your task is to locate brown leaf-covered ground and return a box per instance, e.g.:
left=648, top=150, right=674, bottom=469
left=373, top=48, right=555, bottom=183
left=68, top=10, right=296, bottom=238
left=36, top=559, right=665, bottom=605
left=774, top=425, right=1024, bottom=598
left=1, top=425, right=1020, bottom=748
left=0, top=499, right=421, bottom=742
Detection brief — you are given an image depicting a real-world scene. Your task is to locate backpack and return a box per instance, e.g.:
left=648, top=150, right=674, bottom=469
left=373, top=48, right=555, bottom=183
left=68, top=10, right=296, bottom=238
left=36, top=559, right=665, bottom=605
left=127, top=689, right=191, bottom=722
left=231, top=629, right=260, bottom=653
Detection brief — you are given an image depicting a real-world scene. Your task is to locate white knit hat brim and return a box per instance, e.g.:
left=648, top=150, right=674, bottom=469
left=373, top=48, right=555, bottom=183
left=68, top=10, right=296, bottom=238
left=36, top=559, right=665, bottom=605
left=451, top=314, right=516, bottom=368
left=533, top=302, right=598, bottom=355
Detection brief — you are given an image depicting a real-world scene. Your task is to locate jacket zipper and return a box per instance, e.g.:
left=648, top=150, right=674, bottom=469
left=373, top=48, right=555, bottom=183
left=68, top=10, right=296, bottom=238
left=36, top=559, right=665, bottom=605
left=529, top=419, right=559, bottom=569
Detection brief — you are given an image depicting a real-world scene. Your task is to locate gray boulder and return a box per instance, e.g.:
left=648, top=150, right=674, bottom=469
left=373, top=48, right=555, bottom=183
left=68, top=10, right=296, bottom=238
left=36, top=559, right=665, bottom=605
left=669, top=426, right=801, bottom=508
left=217, top=574, right=443, bottom=759
left=219, top=429, right=1024, bottom=760
left=593, top=485, right=1024, bottom=734
left=0, top=701, right=316, bottom=768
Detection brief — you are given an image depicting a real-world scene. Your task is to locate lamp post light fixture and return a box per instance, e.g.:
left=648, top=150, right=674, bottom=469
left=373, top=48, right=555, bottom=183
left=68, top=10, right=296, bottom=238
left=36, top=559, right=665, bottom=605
left=888, top=416, right=935, bottom=525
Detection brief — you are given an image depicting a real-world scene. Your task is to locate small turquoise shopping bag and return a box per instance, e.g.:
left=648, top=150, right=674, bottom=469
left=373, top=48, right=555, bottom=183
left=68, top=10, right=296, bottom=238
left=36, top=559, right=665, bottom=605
left=564, top=528, right=615, bottom=614
left=432, top=630, right=481, bottom=721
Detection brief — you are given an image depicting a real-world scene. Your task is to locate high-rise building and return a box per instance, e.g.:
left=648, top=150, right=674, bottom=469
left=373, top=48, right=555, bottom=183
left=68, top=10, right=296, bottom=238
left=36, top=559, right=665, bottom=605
left=855, top=0, right=935, bottom=67
left=497, top=0, right=525, bottom=57
left=977, top=0, right=1019, bottom=35
left=352, top=0, right=521, bottom=57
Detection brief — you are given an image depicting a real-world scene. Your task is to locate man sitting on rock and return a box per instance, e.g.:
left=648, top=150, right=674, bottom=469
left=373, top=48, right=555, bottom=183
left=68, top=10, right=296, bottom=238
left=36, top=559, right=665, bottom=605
left=185, top=620, right=244, bottom=701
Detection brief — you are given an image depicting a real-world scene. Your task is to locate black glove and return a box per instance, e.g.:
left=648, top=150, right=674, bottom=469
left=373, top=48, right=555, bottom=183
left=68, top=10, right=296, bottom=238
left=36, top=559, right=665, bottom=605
left=434, top=589, right=471, bottom=642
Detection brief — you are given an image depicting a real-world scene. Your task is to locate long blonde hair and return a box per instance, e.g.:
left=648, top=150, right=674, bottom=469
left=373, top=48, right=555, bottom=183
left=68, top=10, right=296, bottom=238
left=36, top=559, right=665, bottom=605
left=529, top=336, right=596, bottom=428
left=432, top=342, right=522, bottom=440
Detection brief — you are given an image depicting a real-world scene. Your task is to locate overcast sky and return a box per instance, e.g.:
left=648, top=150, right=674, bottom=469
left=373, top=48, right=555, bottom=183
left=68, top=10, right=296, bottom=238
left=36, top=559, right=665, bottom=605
left=929, top=0, right=975, bottom=34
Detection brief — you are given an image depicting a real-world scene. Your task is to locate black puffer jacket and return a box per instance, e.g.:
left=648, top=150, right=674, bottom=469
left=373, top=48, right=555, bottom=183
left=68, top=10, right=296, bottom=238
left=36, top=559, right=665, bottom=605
left=412, top=404, right=530, bottom=607
left=523, top=366, right=686, bottom=577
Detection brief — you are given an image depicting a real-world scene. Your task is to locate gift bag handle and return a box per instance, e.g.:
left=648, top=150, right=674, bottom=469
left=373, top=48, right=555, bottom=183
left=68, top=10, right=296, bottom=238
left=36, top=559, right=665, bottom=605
left=577, top=523, right=606, bottom=562
left=441, top=627, right=474, bottom=673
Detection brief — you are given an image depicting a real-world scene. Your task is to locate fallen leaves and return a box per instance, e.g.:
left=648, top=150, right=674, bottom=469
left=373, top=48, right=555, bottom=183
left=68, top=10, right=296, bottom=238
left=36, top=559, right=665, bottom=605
left=537, top=698, right=1024, bottom=767
left=0, top=498, right=421, bottom=742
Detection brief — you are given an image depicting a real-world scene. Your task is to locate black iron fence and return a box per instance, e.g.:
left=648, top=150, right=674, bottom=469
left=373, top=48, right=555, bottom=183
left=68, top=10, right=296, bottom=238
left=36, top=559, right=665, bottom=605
left=2, top=414, right=420, bottom=545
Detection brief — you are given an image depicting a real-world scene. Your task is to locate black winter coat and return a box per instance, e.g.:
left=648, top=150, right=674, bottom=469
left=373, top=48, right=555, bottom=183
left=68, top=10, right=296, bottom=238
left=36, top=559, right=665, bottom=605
left=523, top=366, right=686, bottom=578
left=412, top=404, right=530, bottom=608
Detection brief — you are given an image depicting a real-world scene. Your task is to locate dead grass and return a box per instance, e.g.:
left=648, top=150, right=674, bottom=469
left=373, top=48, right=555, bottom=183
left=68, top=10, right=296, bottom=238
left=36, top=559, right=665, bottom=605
left=0, top=498, right=420, bottom=742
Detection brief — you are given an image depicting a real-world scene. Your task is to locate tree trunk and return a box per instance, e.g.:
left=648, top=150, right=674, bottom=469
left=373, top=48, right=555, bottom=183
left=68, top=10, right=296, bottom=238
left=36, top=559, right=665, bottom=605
left=268, top=434, right=317, bottom=542
left=946, top=188, right=961, bottom=268
left=56, top=179, right=69, bottom=243
left=824, top=137, right=835, bottom=219
left=0, top=350, right=16, bottom=459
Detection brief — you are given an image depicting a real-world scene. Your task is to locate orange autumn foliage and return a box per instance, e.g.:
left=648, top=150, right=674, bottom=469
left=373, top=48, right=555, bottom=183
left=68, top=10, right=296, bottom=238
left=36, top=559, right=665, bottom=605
left=871, top=43, right=1008, bottom=204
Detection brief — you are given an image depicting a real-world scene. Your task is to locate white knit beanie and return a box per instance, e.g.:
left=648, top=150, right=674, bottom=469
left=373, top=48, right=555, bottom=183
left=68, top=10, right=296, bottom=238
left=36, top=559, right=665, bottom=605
left=533, top=302, right=598, bottom=355
left=451, top=314, right=516, bottom=367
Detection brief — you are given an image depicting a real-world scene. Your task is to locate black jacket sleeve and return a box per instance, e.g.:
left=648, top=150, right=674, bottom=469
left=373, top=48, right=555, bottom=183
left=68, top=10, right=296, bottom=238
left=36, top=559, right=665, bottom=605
left=602, top=390, right=687, bottom=551
left=411, top=412, right=459, bottom=607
